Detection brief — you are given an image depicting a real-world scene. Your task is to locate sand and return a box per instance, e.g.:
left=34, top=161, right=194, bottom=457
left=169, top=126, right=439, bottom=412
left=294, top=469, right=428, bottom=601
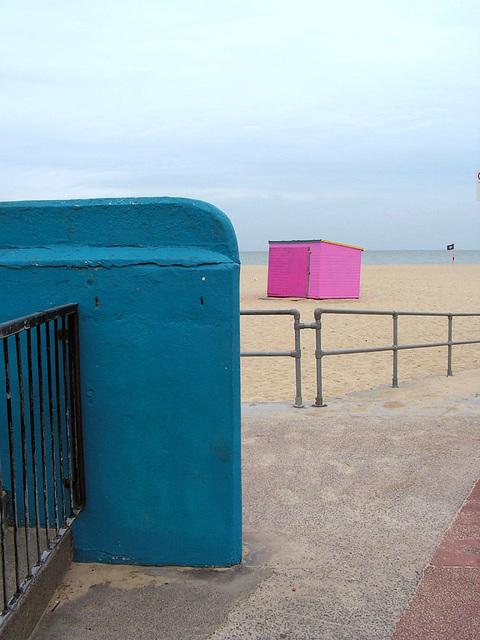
left=240, top=264, right=480, bottom=403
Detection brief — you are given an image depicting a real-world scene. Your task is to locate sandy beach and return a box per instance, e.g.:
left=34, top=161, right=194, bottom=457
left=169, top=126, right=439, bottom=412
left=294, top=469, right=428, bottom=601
left=240, top=264, right=480, bottom=403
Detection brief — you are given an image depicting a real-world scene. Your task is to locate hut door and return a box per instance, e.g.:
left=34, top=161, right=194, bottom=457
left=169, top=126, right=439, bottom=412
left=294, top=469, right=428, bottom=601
left=285, top=246, right=309, bottom=297
left=267, top=245, right=309, bottom=297
left=305, top=248, right=311, bottom=297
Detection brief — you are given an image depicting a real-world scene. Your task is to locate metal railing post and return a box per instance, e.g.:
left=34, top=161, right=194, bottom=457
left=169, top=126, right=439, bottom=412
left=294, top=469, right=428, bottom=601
left=69, top=308, right=86, bottom=508
left=240, top=309, right=304, bottom=409
left=313, top=309, right=327, bottom=407
left=392, top=312, right=399, bottom=387
left=447, top=314, right=453, bottom=376
left=293, top=311, right=304, bottom=408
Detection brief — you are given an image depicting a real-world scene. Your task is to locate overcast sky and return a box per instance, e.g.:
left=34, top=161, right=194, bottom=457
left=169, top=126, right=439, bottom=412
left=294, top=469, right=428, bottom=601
left=1, top=1, right=479, bottom=250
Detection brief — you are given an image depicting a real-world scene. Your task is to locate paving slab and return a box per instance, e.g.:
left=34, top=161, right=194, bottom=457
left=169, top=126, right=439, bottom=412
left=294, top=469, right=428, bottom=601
left=391, top=567, right=480, bottom=640
left=209, top=412, right=480, bottom=640
left=391, top=478, right=480, bottom=639
left=32, top=376, right=480, bottom=640
left=32, top=563, right=271, bottom=640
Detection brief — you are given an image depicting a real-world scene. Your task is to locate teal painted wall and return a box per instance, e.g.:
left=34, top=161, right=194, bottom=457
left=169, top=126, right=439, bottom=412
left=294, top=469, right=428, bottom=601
left=0, top=197, right=242, bottom=566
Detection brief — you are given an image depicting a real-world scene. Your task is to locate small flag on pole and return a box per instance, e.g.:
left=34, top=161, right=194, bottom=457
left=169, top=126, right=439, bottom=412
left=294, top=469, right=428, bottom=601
left=447, top=243, right=454, bottom=250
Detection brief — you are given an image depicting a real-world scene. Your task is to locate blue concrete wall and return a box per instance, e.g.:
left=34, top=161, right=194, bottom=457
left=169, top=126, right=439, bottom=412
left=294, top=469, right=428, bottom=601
left=0, top=197, right=241, bottom=566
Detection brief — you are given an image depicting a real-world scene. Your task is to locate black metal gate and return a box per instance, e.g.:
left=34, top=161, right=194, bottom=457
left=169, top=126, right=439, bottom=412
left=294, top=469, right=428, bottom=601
left=0, top=304, right=85, bottom=618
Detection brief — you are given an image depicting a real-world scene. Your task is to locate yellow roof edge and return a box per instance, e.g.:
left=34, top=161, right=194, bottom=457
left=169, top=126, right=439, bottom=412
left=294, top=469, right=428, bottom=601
left=321, top=240, right=364, bottom=251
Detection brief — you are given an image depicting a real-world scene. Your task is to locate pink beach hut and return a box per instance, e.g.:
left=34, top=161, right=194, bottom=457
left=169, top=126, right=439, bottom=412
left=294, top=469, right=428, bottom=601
left=267, top=239, right=364, bottom=299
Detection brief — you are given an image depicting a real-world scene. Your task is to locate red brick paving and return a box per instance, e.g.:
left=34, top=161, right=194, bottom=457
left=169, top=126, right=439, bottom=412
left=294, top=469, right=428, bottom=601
left=444, top=501, right=480, bottom=540
left=431, top=538, right=480, bottom=567
left=467, top=480, right=480, bottom=502
left=391, top=478, right=480, bottom=640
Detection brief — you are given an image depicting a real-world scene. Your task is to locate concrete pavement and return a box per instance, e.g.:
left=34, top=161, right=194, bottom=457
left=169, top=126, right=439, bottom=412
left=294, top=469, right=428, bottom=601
left=32, top=371, right=480, bottom=639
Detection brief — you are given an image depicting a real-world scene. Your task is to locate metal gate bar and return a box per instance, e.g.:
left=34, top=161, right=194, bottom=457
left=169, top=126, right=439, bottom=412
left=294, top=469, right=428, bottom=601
left=0, top=303, right=85, bottom=622
left=240, top=309, right=303, bottom=407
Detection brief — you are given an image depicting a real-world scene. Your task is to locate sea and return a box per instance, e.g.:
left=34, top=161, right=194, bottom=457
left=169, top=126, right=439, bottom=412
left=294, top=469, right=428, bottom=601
left=240, top=250, right=480, bottom=265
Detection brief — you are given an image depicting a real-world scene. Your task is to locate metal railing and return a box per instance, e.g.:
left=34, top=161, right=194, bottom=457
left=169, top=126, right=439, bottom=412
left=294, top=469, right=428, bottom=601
left=240, top=308, right=480, bottom=407
left=241, top=310, right=304, bottom=407
left=0, top=304, right=85, bottom=620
